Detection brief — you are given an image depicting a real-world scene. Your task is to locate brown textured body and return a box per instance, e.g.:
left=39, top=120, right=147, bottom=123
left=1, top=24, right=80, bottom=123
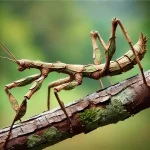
left=19, top=33, right=146, bottom=80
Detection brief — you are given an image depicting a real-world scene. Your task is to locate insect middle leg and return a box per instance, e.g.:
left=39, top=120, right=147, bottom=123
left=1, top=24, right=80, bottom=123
left=53, top=73, right=82, bottom=126
left=47, top=76, right=73, bottom=110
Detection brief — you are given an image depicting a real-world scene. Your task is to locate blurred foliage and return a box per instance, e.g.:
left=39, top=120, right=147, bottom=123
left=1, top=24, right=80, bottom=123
left=0, top=1, right=150, bottom=150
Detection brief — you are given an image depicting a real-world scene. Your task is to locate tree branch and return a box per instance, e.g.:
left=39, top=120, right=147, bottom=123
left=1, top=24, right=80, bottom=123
left=0, top=70, right=150, bottom=150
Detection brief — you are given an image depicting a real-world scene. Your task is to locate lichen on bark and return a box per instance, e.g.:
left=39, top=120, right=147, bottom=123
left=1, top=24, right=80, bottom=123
left=27, top=127, right=72, bottom=150
left=79, top=98, right=130, bottom=132
left=27, top=134, right=45, bottom=150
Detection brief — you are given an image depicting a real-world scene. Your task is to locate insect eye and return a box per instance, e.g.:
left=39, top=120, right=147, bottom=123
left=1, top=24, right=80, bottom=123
left=20, top=60, right=25, bottom=66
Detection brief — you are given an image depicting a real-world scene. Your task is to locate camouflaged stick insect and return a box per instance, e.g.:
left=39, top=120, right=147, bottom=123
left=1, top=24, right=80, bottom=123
left=0, top=18, right=149, bottom=149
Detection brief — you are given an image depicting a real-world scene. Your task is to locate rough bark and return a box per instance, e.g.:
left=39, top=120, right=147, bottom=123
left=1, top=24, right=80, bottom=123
left=0, top=70, right=150, bottom=150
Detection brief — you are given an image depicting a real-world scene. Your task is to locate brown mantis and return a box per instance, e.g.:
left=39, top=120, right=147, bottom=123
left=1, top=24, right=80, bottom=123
left=0, top=18, right=149, bottom=149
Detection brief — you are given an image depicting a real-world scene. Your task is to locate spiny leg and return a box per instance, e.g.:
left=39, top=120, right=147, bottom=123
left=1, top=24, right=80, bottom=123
left=90, top=30, right=113, bottom=87
left=54, top=73, right=82, bottom=127
left=115, top=19, right=149, bottom=86
left=47, top=76, right=73, bottom=110
left=3, top=75, right=46, bottom=149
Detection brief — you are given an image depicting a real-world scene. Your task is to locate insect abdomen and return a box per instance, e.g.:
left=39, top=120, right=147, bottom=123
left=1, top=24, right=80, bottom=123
left=108, top=33, right=147, bottom=76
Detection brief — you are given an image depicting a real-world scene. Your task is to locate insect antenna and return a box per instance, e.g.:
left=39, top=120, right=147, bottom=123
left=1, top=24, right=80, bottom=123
left=0, top=41, right=17, bottom=62
left=0, top=56, right=16, bottom=63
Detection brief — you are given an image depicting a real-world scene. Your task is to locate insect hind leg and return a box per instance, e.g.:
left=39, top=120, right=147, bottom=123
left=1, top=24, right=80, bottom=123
left=115, top=19, right=150, bottom=87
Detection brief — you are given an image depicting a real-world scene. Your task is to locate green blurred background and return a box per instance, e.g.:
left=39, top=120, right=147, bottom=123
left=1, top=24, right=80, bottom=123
left=0, top=1, right=150, bottom=150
